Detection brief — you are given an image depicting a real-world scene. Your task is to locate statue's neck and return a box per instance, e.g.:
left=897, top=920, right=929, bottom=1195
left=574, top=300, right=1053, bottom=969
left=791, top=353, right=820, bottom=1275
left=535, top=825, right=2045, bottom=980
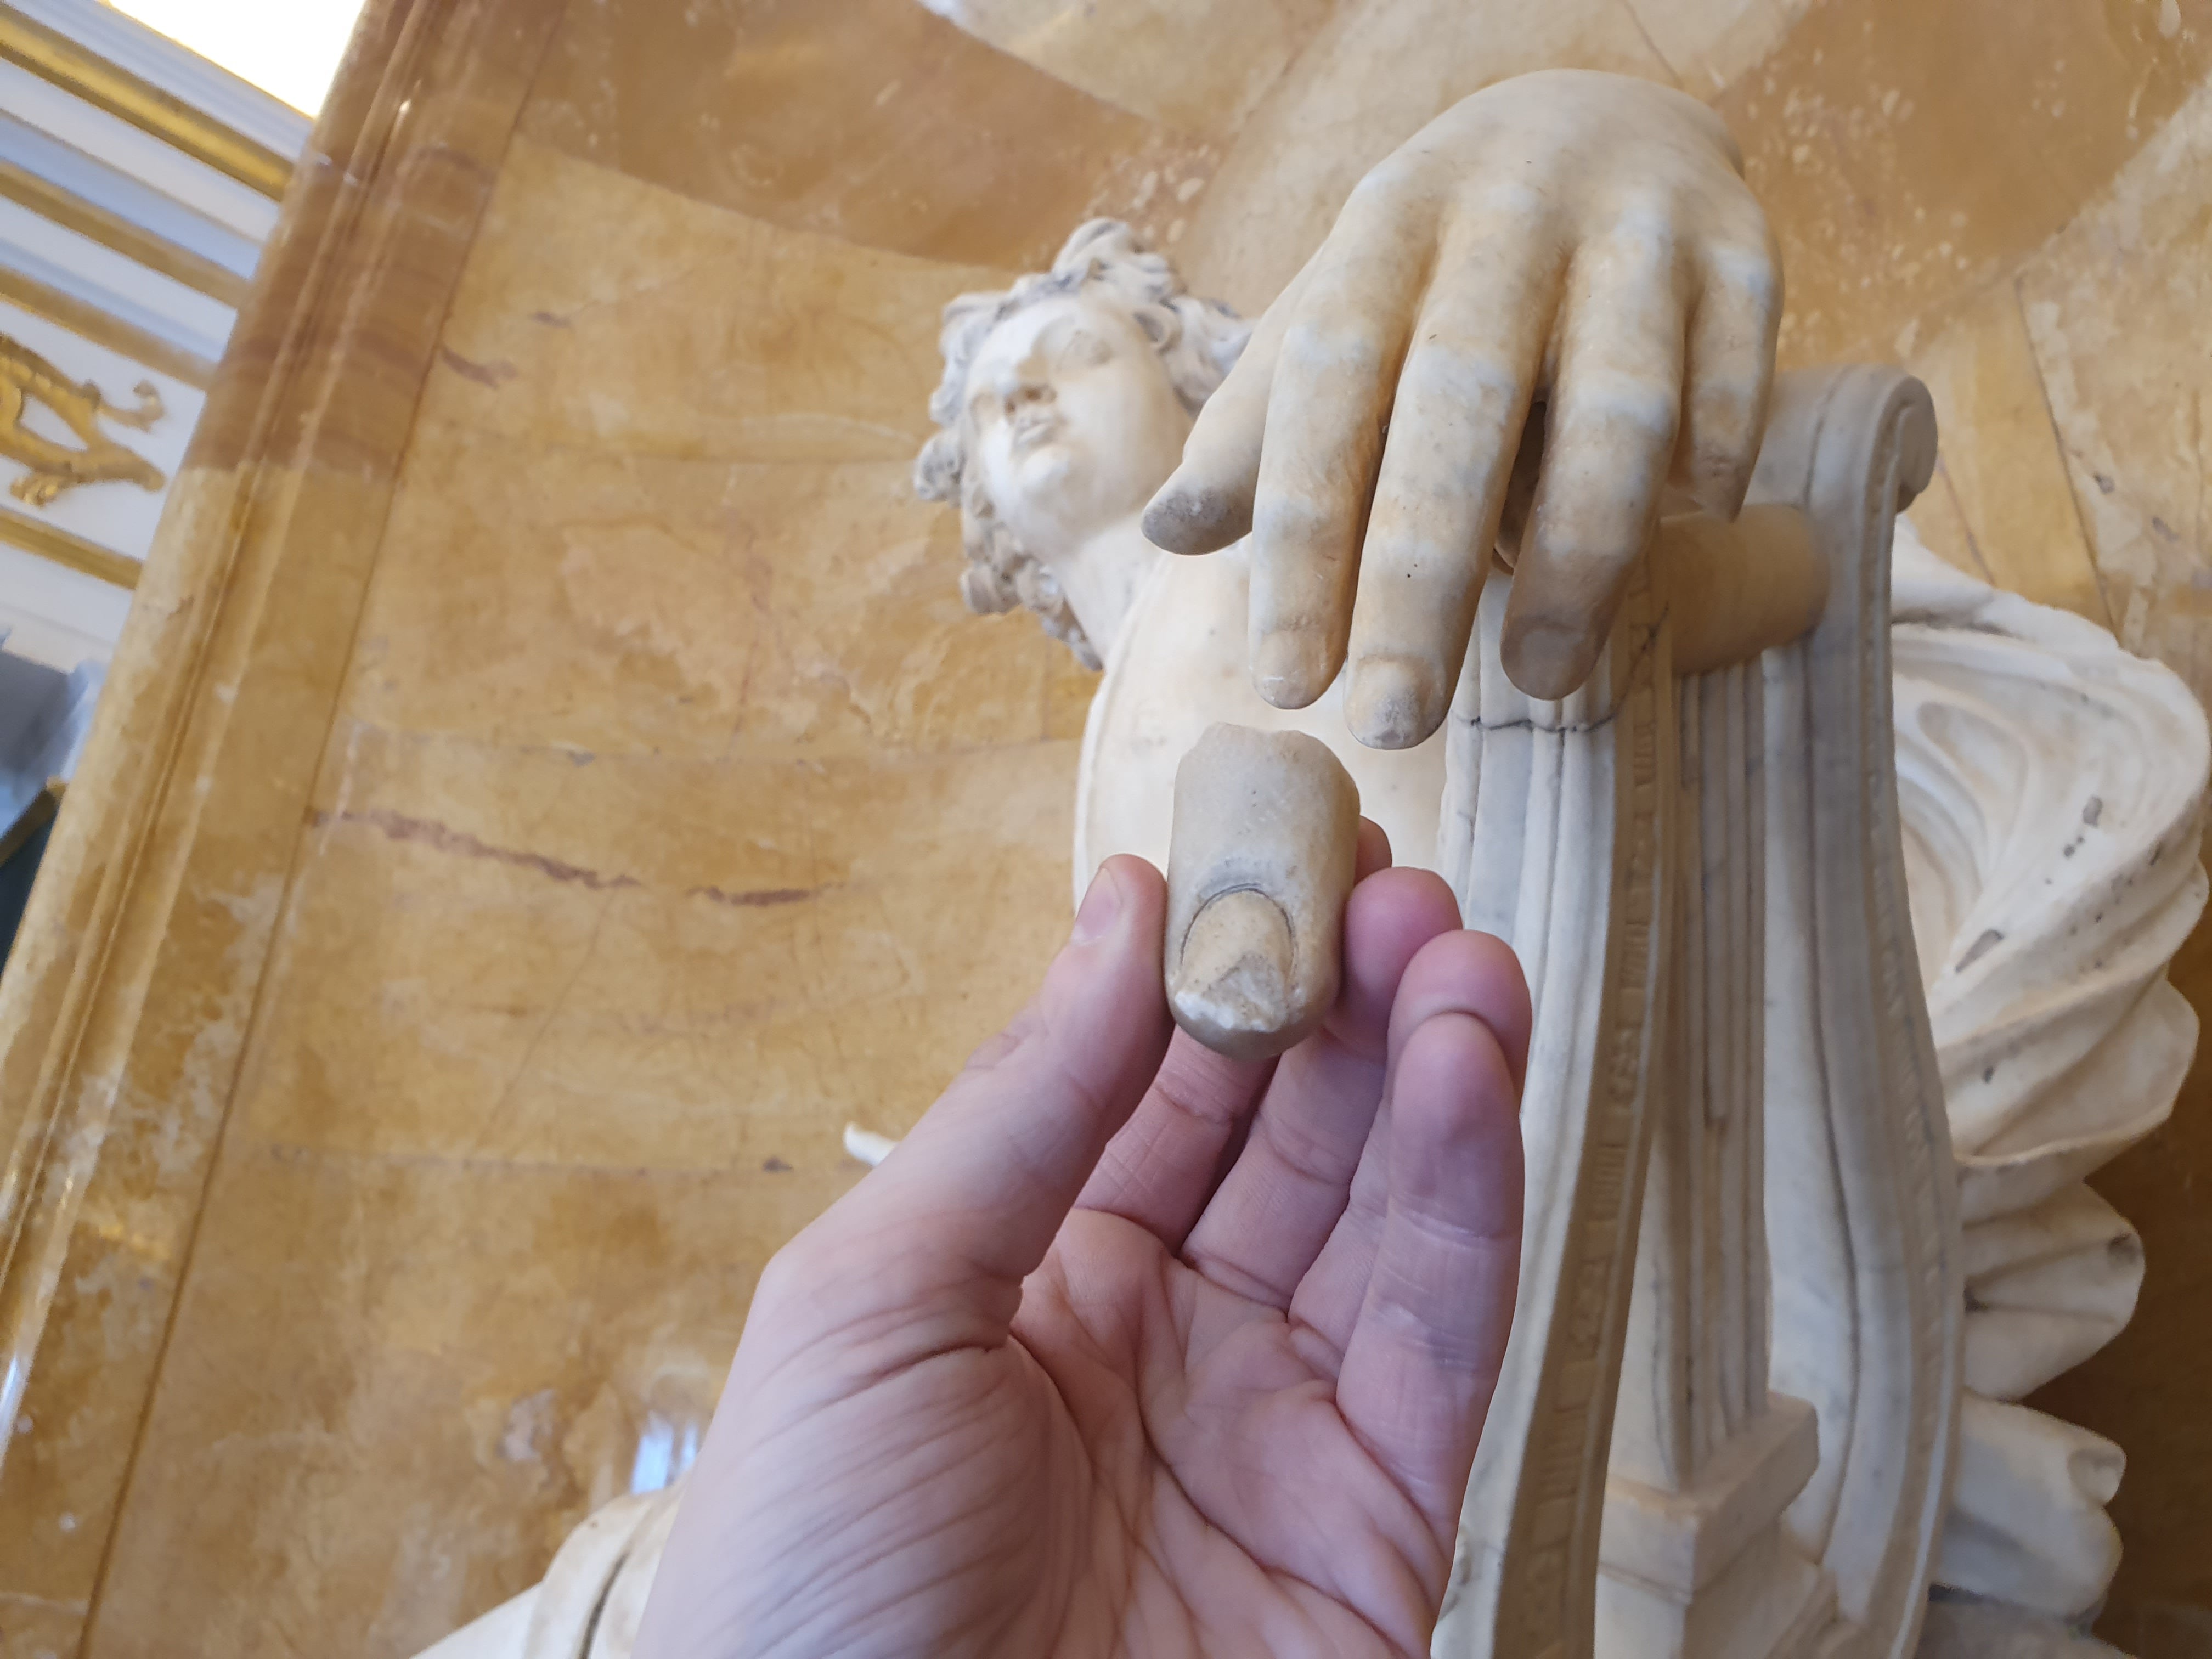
left=1046, top=513, right=1165, bottom=662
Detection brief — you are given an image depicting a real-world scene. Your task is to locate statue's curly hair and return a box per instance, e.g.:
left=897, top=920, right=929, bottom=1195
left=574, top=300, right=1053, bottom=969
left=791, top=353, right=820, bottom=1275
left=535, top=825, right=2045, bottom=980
left=914, top=220, right=1250, bottom=669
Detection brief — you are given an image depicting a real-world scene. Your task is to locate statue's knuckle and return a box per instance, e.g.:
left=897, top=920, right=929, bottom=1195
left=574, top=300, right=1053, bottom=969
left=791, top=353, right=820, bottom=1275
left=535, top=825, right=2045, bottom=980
left=1350, top=157, right=1423, bottom=206
left=1453, top=177, right=1550, bottom=235
left=1254, top=492, right=1339, bottom=548
left=1561, top=365, right=1680, bottom=435
left=1282, top=317, right=1389, bottom=376
left=1404, top=340, right=1518, bottom=405
left=1704, top=242, right=1781, bottom=315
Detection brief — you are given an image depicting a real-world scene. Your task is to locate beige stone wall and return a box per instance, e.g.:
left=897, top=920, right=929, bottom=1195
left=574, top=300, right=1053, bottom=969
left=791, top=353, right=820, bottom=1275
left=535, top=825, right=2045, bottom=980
left=1, top=1, right=2208, bottom=1653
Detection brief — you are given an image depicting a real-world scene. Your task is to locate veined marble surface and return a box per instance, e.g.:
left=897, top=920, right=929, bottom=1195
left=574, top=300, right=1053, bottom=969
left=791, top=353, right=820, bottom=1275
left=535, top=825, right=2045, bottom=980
left=8, top=3, right=2212, bottom=1651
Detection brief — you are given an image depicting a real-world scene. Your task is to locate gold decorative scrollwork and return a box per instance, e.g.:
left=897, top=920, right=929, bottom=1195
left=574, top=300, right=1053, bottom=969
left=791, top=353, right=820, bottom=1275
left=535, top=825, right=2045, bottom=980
left=1, top=331, right=165, bottom=508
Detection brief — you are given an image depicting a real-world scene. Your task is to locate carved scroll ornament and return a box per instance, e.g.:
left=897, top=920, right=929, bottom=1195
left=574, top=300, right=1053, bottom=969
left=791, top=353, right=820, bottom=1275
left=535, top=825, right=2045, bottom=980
left=0, top=331, right=166, bottom=508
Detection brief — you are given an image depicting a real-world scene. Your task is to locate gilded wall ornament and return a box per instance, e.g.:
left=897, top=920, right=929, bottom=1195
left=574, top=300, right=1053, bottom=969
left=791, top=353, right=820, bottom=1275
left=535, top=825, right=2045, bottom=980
left=1, top=332, right=166, bottom=509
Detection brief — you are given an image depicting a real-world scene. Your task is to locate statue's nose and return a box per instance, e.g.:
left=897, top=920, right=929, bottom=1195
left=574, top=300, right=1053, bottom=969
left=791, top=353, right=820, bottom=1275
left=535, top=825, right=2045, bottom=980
left=994, top=350, right=1052, bottom=411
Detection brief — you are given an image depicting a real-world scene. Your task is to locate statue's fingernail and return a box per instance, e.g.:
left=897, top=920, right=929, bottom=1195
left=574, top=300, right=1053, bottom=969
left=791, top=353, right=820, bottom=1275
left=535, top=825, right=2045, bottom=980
left=1142, top=481, right=1200, bottom=551
left=1144, top=476, right=1250, bottom=554
left=1071, top=864, right=1125, bottom=944
left=1171, top=889, right=1296, bottom=1058
left=1253, top=631, right=1321, bottom=707
left=1506, top=622, right=1594, bottom=701
left=1163, top=725, right=1360, bottom=1060
left=1347, top=656, right=1440, bottom=751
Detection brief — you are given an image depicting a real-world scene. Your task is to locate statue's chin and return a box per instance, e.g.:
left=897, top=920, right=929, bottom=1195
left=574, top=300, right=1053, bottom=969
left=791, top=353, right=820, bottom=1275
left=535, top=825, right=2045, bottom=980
left=1013, top=439, right=1079, bottom=499
left=1003, top=443, right=1127, bottom=556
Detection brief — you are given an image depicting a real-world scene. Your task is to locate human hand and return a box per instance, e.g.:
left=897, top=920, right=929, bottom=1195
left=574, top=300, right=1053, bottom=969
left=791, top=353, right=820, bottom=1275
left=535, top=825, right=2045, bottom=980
left=1142, top=69, right=1781, bottom=735
left=633, top=846, right=1528, bottom=1658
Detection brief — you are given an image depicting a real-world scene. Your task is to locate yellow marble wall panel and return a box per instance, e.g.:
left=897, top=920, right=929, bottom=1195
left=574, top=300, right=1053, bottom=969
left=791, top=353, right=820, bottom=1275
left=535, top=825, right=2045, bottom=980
left=518, top=0, right=1217, bottom=272
left=0, top=836, right=284, bottom=1617
left=1178, top=0, right=1677, bottom=312
left=379, top=138, right=1098, bottom=757
left=346, top=442, right=1085, bottom=757
left=188, top=2, right=560, bottom=475
left=63, top=104, right=1101, bottom=1646
left=84, top=1150, right=806, bottom=1659
left=2017, top=81, right=2212, bottom=715
left=1900, top=467, right=1990, bottom=583
left=1718, top=0, right=2212, bottom=369
left=1906, top=277, right=2110, bottom=624
left=0, top=1594, right=81, bottom=1659
left=239, top=727, right=1077, bottom=1166
left=0, top=1, right=693, bottom=1645
left=426, top=137, right=1008, bottom=466
left=0, top=461, right=470, bottom=1627
left=1621, top=0, right=1815, bottom=93
left=917, top=0, right=1333, bottom=135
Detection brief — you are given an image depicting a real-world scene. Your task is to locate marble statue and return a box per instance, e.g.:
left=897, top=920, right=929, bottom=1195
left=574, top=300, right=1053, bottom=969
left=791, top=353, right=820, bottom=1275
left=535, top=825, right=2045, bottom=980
left=957, top=220, right=2204, bottom=1639
left=918, top=216, right=1457, bottom=879
left=958, top=227, right=2203, bottom=1645
left=913, top=217, right=1248, bottom=673
left=1887, top=544, right=2206, bottom=1618
left=414, top=72, right=2205, bottom=1659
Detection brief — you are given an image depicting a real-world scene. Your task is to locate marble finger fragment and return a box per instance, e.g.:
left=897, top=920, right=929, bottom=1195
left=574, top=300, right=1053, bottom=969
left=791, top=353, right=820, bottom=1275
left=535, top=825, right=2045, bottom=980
left=1164, top=724, right=1361, bottom=1060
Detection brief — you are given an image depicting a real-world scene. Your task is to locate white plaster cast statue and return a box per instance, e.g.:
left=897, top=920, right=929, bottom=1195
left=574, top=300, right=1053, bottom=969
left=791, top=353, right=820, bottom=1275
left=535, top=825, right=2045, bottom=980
left=415, top=76, right=2205, bottom=1659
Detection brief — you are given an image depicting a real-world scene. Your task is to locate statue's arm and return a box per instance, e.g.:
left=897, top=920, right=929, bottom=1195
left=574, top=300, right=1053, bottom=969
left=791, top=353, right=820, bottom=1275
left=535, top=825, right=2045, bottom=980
left=1143, top=69, right=1780, bottom=738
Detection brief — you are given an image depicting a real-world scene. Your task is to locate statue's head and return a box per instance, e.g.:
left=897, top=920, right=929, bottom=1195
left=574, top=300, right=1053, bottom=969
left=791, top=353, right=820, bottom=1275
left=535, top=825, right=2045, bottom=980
left=916, top=220, right=1249, bottom=667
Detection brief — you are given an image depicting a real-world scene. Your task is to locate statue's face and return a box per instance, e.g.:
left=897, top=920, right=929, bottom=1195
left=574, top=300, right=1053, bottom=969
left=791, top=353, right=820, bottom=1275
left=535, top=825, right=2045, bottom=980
left=962, top=292, right=1194, bottom=562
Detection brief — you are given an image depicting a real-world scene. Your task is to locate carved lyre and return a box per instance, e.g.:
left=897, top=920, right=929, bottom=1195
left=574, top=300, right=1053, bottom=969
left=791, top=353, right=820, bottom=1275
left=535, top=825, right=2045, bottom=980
left=1432, top=366, right=1960, bottom=1659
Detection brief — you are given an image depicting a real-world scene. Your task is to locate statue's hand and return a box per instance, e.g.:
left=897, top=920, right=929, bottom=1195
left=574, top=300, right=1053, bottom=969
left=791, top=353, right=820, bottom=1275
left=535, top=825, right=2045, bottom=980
left=1143, top=69, right=1780, bottom=738
left=633, top=853, right=1527, bottom=1659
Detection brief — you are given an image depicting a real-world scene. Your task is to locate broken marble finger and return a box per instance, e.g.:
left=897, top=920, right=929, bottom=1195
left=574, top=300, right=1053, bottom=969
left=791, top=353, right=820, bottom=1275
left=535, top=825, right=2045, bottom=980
left=1164, top=724, right=1362, bottom=1061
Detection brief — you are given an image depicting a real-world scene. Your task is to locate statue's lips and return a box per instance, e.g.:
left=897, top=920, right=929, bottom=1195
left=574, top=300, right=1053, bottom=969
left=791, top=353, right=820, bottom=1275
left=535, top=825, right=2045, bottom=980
left=1009, top=411, right=1061, bottom=453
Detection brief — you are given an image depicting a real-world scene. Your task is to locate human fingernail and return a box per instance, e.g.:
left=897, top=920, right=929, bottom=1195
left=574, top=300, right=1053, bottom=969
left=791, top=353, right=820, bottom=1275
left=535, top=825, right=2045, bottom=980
left=1253, top=629, right=1325, bottom=709
left=1071, top=864, right=1126, bottom=945
left=1504, top=620, right=1596, bottom=701
left=1346, top=654, right=1442, bottom=751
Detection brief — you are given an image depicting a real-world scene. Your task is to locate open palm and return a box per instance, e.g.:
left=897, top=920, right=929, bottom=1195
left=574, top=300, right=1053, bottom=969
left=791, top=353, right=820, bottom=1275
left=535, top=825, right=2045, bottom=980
left=635, top=850, right=1528, bottom=1659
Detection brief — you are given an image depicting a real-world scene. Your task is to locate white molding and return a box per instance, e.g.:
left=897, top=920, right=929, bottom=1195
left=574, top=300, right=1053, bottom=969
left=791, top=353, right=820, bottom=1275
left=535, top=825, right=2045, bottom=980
left=0, top=205, right=234, bottom=357
left=10, top=0, right=312, bottom=159
left=0, top=543, right=131, bottom=664
left=0, top=59, right=279, bottom=241
left=0, top=110, right=261, bottom=280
